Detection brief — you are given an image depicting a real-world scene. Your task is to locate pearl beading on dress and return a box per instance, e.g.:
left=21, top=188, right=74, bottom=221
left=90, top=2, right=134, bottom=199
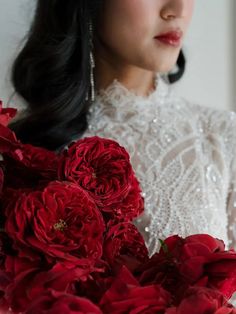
left=66, top=73, right=236, bottom=263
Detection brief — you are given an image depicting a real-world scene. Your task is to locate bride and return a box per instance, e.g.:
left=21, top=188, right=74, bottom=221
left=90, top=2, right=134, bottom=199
left=8, top=1, right=236, bottom=259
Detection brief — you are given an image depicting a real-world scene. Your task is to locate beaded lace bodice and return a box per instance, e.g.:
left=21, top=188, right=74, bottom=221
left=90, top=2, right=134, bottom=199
left=68, top=72, right=236, bottom=259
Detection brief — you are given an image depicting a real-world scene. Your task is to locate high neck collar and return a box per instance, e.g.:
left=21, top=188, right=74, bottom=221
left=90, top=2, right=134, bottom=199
left=93, top=72, right=170, bottom=106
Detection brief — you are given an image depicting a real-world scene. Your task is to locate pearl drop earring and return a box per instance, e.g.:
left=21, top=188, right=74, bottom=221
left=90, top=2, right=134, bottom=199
left=85, top=20, right=95, bottom=102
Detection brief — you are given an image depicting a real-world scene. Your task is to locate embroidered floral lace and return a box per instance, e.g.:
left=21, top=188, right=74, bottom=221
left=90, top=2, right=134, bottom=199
left=66, top=72, right=236, bottom=263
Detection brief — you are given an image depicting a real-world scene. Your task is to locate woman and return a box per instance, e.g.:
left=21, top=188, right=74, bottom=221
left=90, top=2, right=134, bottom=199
left=8, top=0, right=236, bottom=257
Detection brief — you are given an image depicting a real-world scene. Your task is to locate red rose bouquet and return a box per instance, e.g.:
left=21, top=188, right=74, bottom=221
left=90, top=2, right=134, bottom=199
left=0, top=100, right=236, bottom=314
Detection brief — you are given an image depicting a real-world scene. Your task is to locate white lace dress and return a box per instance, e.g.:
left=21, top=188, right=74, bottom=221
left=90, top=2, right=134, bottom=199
left=65, top=72, right=236, bottom=290
left=65, top=72, right=236, bottom=304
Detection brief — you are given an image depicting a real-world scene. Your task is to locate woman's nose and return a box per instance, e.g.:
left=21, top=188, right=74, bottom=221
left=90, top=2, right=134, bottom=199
left=160, top=0, right=187, bottom=20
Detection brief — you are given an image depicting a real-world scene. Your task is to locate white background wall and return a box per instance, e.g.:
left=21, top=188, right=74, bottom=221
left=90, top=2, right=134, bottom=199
left=0, top=0, right=235, bottom=111
left=0, top=0, right=35, bottom=110
left=171, top=0, right=235, bottom=111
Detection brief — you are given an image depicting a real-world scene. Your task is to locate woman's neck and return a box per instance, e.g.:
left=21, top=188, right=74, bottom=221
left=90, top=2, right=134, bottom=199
left=94, top=49, right=157, bottom=97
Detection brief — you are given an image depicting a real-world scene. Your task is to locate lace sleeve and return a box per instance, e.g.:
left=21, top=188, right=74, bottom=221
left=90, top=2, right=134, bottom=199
left=226, top=152, right=236, bottom=250
left=226, top=111, right=236, bottom=251
left=227, top=159, right=236, bottom=304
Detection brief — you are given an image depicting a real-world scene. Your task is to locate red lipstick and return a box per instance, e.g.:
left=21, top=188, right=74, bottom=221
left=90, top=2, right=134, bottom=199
left=155, top=30, right=183, bottom=47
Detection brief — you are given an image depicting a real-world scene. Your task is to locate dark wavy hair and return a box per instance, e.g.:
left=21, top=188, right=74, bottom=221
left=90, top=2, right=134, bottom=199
left=8, top=0, right=186, bottom=151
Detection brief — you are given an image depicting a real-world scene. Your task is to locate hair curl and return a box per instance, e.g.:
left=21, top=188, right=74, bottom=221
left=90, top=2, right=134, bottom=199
left=8, top=0, right=186, bottom=151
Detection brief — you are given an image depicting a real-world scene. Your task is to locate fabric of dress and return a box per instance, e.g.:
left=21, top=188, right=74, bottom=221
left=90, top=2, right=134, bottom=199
left=65, top=72, right=236, bottom=304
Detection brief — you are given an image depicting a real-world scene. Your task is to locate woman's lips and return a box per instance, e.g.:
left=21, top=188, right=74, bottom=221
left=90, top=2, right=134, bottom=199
left=155, top=31, right=182, bottom=47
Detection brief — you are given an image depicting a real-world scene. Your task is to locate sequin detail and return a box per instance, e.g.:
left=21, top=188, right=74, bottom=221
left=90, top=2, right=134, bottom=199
left=65, top=73, right=236, bottom=269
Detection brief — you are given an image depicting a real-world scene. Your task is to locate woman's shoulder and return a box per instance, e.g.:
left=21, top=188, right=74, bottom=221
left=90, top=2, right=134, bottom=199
left=167, top=88, right=236, bottom=136
left=174, top=95, right=236, bottom=131
left=177, top=96, right=236, bottom=158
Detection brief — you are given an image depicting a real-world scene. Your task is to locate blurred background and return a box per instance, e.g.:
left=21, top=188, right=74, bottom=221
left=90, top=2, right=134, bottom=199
left=0, top=0, right=235, bottom=111
left=172, top=0, right=236, bottom=112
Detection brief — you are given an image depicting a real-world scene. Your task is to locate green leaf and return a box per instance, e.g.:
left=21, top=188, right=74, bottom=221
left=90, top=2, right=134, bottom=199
left=158, top=238, right=169, bottom=253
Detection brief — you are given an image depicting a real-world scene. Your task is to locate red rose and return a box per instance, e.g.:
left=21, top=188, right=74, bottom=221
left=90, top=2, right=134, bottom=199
left=215, top=308, right=236, bottom=314
left=4, top=261, right=98, bottom=313
left=14, top=144, right=59, bottom=180
left=1, top=156, right=47, bottom=190
left=58, top=136, right=144, bottom=222
left=137, top=249, right=189, bottom=305
left=165, top=287, right=236, bottom=314
left=161, top=234, right=236, bottom=299
left=156, top=234, right=220, bottom=283
left=99, top=266, right=171, bottom=313
left=4, top=181, right=105, bottom=264
left=0, top=233, right=15, bottom=308
left=0, top=297, right=11, bottom=314
left=0, top=232, right=10, bottom=267
left=104, top=175, right=144, bottom=223
left=137, top=234, right=236, bottom=305
left=0, top=123, right=20, bottom=157
left=103, top=222, right=149, bottom=272
left=0, top=103, right=23, bottom=160
left=0, top=269, right=11, bottom=312
left=25, top=290, right=102, bottom=314
left=1, top=144, right=59, bottom=190
left=0, top=167, right=4, bottom=194
left=166, top=306, right=236, bottom=314
left=0, top=105, right=58, bottom=187
left=0, top=101, right=17, bottom=126
left=0, top=122, right=59, bottom=190
left=74, top=270, right=114, bottom=305
left=205, top=252, right=236, bottom=299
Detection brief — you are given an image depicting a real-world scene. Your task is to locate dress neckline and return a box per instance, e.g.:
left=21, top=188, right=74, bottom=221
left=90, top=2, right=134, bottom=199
left=93, top=72, right=170, bottom=106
